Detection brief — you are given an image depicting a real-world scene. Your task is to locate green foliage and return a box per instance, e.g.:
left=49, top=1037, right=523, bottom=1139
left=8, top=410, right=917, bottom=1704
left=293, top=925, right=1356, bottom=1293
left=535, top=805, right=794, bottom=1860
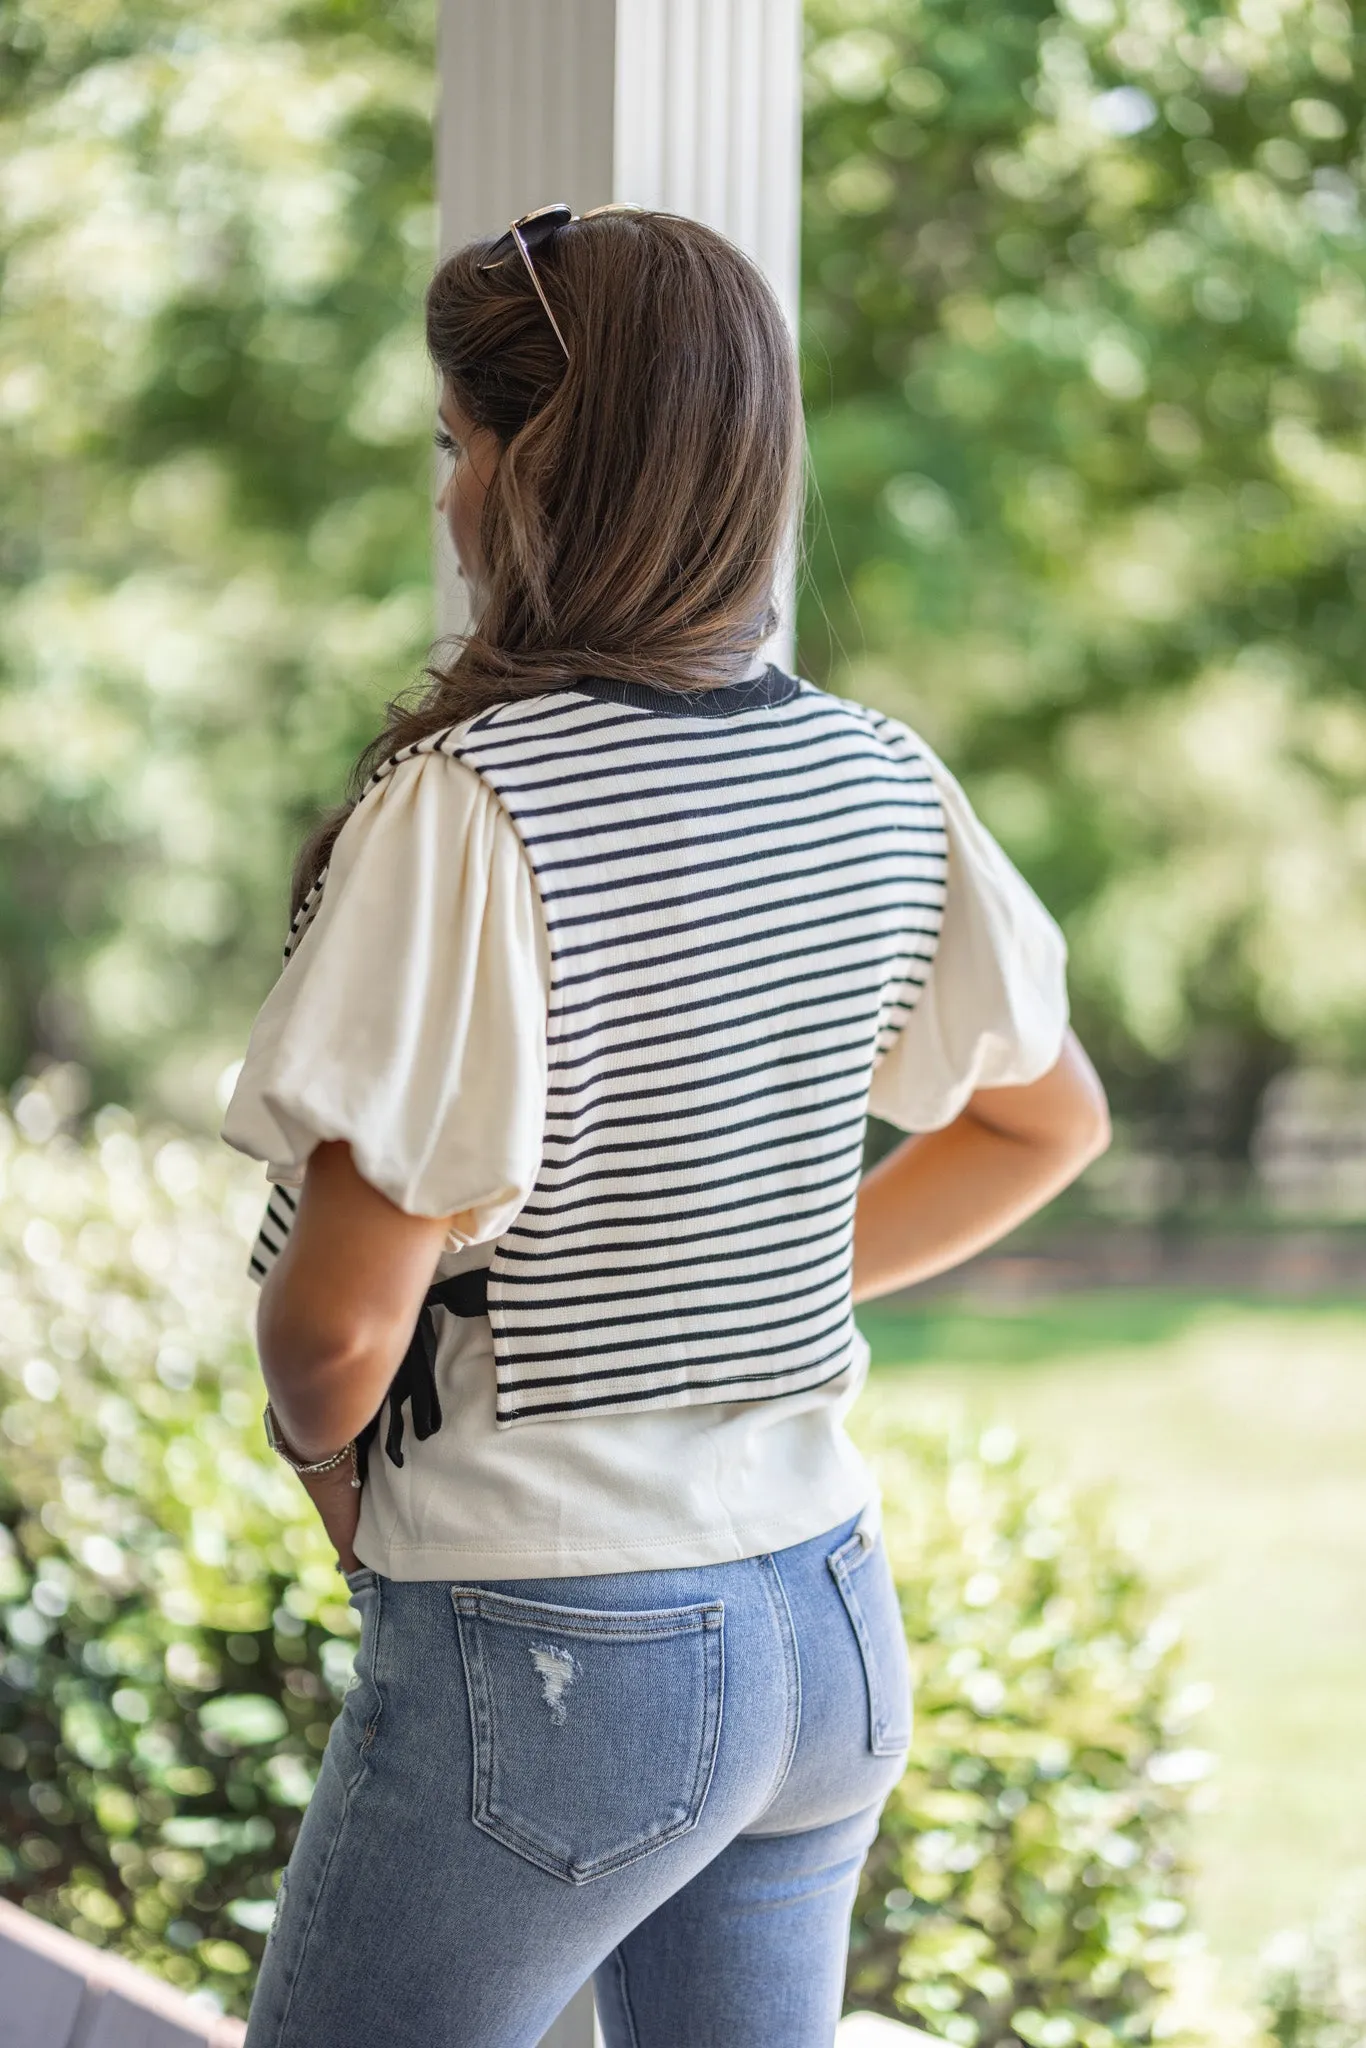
left=1, top=1081, right=1209, bottom=2025
left=846, top=1399, right=1207, bottom=2042
left=4, top=0, right=1366, bottom=1160
left=0, top=0, right=435, bottom=1120
left=1262, top=1876, right=1366, bottom=2048
left=800, top=0, right=1366, bottom=1142
left=0, top=1075, right=364, bottom=2016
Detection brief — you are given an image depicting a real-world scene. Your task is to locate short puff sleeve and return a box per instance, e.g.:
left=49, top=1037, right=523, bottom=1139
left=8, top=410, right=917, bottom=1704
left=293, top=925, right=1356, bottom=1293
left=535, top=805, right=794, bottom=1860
left=220, top=752, right=550, bottom=1244
left=868, top=735, right=1069, bottom=1133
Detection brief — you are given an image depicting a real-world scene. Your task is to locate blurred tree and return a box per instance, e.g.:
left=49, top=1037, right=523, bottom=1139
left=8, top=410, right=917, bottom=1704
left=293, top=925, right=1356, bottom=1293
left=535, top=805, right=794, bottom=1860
left=4, top=0, right=1366, bottom=1186
left=800, top=0, right=1366, bottom=1176
left=0, top=0, right=435, bottom=1123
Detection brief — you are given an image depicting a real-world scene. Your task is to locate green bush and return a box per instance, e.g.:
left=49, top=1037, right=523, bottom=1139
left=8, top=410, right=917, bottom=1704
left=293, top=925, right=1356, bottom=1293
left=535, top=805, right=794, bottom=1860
left=1262, top=1875, right=1366, bottom=2048
left=1, top=1076, right=1210, bottom=2026
left=845, top=1394, right=1209, bottom=2044
left=0, top=1074, right=364, bottom=2018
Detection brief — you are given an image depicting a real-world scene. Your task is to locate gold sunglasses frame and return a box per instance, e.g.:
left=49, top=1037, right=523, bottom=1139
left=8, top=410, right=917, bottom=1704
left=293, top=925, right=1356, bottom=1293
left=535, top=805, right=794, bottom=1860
left=476, top=201, right=643, bottom=362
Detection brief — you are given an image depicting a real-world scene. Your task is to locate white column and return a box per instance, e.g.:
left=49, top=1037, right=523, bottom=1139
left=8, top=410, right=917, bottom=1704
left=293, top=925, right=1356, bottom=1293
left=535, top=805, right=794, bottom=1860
left=437, top=0, right=803, bottom=653
left=437, top=0, right=800, bottom=323
left=612, top=0, right=801, bottom=340
left=437, top=0, right=618, bottom=244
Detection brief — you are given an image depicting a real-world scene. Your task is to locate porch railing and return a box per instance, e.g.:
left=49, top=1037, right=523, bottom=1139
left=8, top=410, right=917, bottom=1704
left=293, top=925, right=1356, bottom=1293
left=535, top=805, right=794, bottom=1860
left=0, top=1896, right=246, bottom=2047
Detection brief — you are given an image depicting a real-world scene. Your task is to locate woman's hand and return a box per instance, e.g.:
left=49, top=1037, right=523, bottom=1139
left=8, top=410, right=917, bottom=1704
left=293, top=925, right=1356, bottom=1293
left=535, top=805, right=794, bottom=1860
left=851, top=1028, right=1110, bottom=1305
left=296, top=1460, right=364, bottom=1575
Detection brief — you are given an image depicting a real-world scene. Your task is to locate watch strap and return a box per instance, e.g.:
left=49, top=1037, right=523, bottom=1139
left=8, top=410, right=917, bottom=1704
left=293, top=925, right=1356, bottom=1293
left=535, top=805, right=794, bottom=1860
left=263, top=1402, right=357, bottom=1479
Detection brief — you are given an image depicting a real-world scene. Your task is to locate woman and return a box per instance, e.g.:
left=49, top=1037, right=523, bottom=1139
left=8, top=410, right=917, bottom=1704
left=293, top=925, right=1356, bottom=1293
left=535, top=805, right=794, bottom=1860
left=223, top=204, right=1109, bottom=2048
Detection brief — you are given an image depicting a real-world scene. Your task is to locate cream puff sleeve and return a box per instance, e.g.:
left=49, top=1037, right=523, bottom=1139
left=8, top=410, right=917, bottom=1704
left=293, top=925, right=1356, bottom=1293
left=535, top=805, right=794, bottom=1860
left=220, top=751, right=550, bottom=1245
left=868, top=732, right=1070, bottom=1133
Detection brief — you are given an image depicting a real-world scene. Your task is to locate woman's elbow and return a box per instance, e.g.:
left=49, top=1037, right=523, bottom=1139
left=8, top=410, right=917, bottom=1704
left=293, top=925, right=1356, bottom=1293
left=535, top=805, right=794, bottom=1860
left=1076, top=1089, right=1112, bottom=1167
left=1020, top=1030, right=1112, bottom=1176
left=1057, top=1058, right=1112, bottom=1172
left=971, top=1028, right=1111, bottom=1166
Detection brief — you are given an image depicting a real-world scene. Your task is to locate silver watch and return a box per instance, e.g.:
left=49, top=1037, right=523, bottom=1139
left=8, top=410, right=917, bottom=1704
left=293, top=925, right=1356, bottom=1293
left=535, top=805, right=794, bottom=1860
left=263, top=1402, right=358, bottom=1483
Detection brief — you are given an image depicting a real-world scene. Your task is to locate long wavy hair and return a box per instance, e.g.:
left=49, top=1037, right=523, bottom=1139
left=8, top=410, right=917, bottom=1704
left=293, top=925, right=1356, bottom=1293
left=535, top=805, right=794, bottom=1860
left=290, top=208, right=804, bottom=915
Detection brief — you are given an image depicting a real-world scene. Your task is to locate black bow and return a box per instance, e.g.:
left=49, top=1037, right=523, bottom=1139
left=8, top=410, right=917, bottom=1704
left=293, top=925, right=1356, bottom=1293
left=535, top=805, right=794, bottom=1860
left=355, top=1268, right=490, bottom=1482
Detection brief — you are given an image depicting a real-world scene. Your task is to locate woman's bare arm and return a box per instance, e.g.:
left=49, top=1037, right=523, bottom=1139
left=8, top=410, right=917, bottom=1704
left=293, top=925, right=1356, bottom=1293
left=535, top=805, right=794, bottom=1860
left=253, top=1140, right=460, bottom=1572
left=851, top=1028, right=1110, bottom=1306
left=256, top=1139, right=457, bottom=1458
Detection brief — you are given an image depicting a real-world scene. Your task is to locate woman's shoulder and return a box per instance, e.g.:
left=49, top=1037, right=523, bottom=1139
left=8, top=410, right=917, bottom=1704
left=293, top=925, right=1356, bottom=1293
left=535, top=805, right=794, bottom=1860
left=350, top=718, right=489, bottom=811
left=794, top=677, right=944, bottom=767
left=329, top=726, right=526, bottom=865
left=284, top=736, right=531, bottom=960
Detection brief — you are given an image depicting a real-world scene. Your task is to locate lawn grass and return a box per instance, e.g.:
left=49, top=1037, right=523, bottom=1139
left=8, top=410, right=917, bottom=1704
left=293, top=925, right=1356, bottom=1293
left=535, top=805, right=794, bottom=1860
left=851, top=1291, right=1366, bottom=1993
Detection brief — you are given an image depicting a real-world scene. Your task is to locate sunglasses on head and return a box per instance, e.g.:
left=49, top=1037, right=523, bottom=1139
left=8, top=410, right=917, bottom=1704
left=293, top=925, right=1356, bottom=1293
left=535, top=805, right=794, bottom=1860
left=477, top=202, right=642, bottom=362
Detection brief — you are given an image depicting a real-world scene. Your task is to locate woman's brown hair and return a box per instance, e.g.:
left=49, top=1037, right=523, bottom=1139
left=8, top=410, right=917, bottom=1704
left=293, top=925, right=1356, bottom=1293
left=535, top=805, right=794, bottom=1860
left=290, top=207, right=804, bottom=915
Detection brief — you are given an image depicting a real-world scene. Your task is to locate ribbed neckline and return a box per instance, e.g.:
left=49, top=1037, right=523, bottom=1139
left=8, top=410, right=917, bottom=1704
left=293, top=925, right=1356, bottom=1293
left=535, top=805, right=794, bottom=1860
left=568, top=665, right=802, bottom=719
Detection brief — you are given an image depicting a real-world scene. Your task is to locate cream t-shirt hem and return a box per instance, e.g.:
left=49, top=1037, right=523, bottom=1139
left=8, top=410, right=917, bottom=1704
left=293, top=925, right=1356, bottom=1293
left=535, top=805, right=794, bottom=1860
left=352, top=1481, right=879, bottom=1581
left=344, top=1273, right=884, bottom=1581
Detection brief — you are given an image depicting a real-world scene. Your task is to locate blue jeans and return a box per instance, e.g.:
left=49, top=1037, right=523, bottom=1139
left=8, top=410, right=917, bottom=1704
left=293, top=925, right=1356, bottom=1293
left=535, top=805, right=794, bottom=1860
left=243, top=1508, right=911, bottom=2048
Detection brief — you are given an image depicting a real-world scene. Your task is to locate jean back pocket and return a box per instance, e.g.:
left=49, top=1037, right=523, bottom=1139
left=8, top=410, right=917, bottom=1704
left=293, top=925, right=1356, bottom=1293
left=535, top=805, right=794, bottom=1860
left=827, top=1522, right=913, bottom=1758
left=452, top=1586, right=724, bottom=1884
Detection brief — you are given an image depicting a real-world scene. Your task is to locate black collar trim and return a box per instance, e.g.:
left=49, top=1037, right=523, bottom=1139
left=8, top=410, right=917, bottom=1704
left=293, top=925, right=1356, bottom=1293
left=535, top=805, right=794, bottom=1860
left=567, top=666, right=802, bottom=719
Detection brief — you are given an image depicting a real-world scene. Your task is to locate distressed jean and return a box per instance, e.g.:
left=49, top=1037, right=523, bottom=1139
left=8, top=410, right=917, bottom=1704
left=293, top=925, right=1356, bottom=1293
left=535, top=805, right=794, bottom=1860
left=242, top=1507, right=912, bottom=2048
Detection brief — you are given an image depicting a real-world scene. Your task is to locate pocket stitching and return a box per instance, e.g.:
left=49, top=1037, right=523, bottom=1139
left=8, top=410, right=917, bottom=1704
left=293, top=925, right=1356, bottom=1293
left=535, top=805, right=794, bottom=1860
left=827, top=1537, right=911, bottom=1759
left=342, top=1575, right=385, bottom=1786
left=452, top=1586, right=724, bottom=1642
left=452, top=1592, right=725, bottom=1885
left=454, top=1600, right=497, bottom=1844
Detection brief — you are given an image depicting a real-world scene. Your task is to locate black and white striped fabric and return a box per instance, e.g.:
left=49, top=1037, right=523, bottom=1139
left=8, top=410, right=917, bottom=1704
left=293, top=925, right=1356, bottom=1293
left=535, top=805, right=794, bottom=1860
left=249, top=1179, right=298, bottom=1283
left=247, top=667, right=949, bottom=1426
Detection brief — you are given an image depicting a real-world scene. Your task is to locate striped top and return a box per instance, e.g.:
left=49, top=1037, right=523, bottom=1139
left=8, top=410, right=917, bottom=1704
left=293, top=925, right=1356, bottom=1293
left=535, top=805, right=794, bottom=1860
left=246, top=666, right=949, bottom=1426
left=224, top=669, right=1071, bottom=1575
